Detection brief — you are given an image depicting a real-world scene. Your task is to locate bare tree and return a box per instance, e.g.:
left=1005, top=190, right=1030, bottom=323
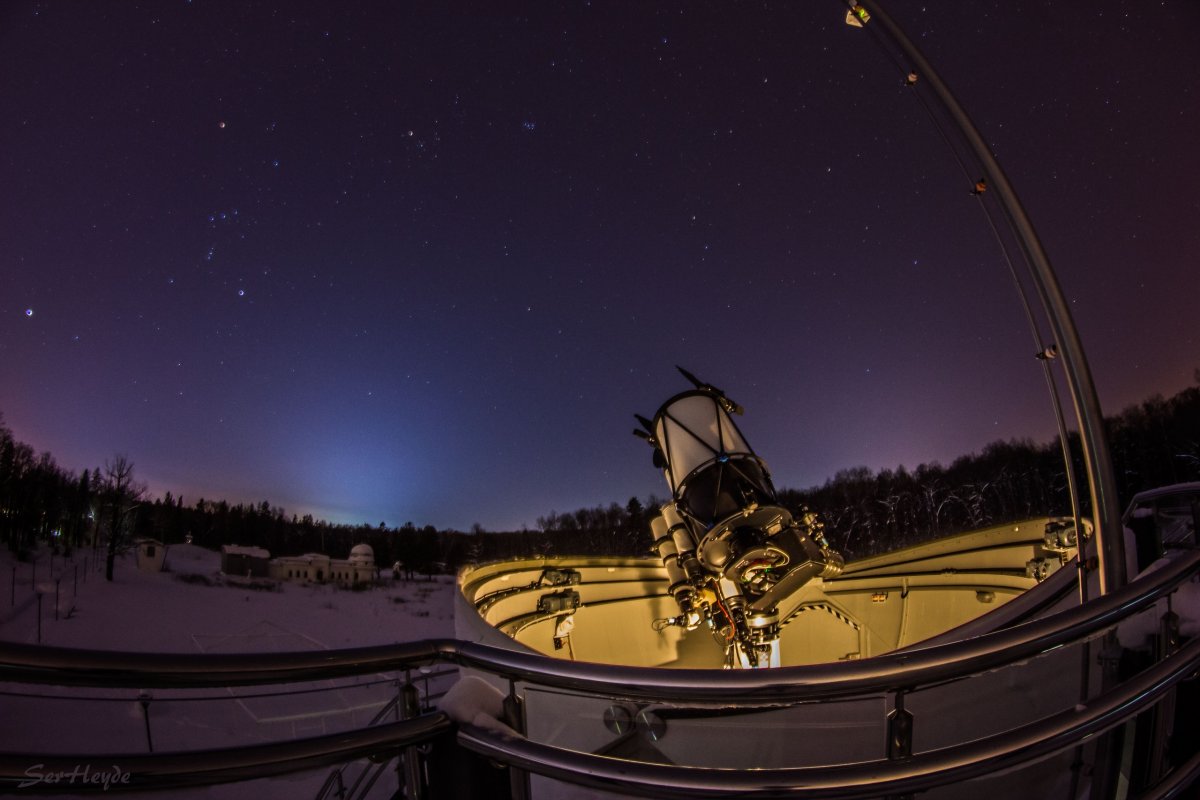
left=102, top=455, right=145, bottom=581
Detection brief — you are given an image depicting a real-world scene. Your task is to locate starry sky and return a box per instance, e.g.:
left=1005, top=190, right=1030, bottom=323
left=2, top=1, right=1197, bottom=532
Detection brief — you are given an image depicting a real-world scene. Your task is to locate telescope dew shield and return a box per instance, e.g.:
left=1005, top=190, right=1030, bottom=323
left=652, top=390, right=776, bottom=528
left=660, top=504, right=696, bottom=557
left=651, top=508, right=701, bottom=627
left=650, top=512, right=689, bottom=596
left=660, top=503, right=707, bottom=586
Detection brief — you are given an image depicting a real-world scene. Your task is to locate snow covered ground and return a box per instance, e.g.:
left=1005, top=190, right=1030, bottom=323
left=0, top=544, right=456, bottom=798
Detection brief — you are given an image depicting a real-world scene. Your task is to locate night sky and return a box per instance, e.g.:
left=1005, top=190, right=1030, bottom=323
left=2, top=1, right=1197, bottom=531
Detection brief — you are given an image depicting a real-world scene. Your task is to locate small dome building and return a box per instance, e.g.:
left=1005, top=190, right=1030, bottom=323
left=348, top=543, right=375, bottom=567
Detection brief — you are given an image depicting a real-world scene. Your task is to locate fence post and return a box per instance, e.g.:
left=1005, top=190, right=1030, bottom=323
left=139, top=691, right=154, bottom=752
left=400, top=678, right=424, bottom=799
left=1091, top=631, right=1134, bottom=799
left=505, top=679, right=530, bottom=800
left=1144, top=609, right=1182, bottom=786
left=885, top=689, right=914, bottom=800
left=55, top=578, right=61, bottom=621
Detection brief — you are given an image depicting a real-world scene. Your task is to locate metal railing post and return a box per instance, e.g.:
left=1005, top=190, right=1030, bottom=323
left=139, top=691, right=155, bottom=752
left=1145, top=608, right=1182, bottom=787
left=505, top=679, right=531, bottom=800
left=886, top=689, right=914, bottom=800
left=1092, top=631, right=1133, bottom=799
left=399, top=679, right=425, bottom=799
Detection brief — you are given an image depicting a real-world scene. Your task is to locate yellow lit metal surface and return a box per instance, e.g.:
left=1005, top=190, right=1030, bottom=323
left=458, top=518, right=1080, bottom=668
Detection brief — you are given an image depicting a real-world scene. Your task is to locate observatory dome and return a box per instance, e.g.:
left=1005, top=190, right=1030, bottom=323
left=349, top=544, right=375, bottom=566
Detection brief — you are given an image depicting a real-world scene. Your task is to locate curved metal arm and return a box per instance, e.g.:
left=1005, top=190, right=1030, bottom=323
left=857, top=0, right=1126, bottom=593
left=457, top=635, right=1200, bottom=798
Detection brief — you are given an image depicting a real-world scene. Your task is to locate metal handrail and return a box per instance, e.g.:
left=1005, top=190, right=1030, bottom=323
left=5, top=550, right=1195, bottom=704
left=444, top=551, right=1195, bottom=704
left=457, top=634, right=1200, bottom=799
left=1137, top=746, right=1200, bottom=800
left=0, top=714, right=451, bottom=794
left=312, top=668, right=458, bottom=800
left=0, top=637, right=443, bottom=689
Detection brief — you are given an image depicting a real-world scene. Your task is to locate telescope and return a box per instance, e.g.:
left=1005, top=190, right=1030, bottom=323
left=636, top=368, right=843, bottom=668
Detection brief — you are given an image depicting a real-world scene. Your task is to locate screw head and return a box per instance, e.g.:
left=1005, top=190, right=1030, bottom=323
left=603, top=705, right=634, bottom=735
left=636, top=709, right=666, bottom=741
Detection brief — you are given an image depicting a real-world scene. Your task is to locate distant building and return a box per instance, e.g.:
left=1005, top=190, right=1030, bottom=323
left=269, top=552, right=330, bottom=583
left=269, top=544, right=375, bottom=586
left=135, top=539, right=167, bottom=572
left=220, top=544, right=271, bottom=577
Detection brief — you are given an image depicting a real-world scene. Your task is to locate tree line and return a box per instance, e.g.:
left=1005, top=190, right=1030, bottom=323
left=2, top=381, right=1198, bottom=575
left=780, top=383, right=1200, bottom=559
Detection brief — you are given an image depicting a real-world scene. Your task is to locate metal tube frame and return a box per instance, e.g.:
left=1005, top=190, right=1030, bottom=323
left=856, top=0, right=1126, bottom=593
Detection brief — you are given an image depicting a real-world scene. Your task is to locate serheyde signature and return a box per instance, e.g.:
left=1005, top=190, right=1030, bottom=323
left=19, top=764, right=132, bottom=791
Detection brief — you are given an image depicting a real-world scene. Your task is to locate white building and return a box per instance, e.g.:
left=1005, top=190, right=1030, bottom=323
left=135, top=539, right=166, bottom=572
left=269, top=544, right=375, bottom=586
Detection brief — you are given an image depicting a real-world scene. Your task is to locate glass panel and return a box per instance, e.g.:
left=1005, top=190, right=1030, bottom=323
left=1156, top=493, right=1199, bottom=548
left=906, top=635, right=1089, bottom=752
left=521, top=685, right=887, bottom=771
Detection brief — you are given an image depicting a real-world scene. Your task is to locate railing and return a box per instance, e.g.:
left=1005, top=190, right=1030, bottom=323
left=2, top=553, right=92, bottom=644
left=313, top=667, right=459, bottom=800
left=5, top=550, right=1196, bottom=700
left=457, top=634, right=1200, bottom=798
left=0, top=549, right=1197, bottom=796
left=0, top=715, right=450, bottom=794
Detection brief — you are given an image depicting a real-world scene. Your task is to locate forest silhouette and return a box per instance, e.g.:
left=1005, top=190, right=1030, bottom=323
left=2, top=382, right=1198, bottom=576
